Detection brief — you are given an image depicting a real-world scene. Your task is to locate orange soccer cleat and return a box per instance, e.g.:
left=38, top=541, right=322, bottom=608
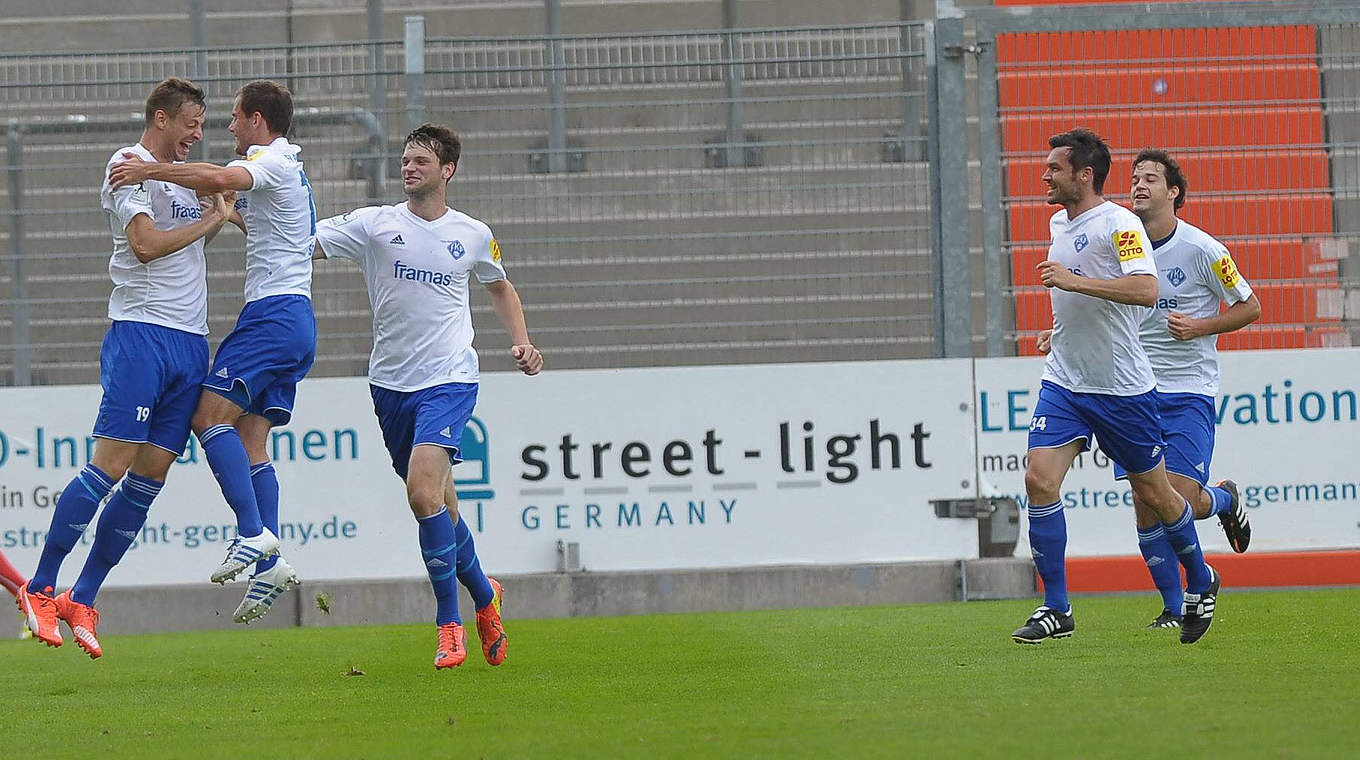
left=17, top=582, right=62, bottom=648
left=475, top=578, right=507, bottom=666
left=434, top=622, right=467, bottom=669
left=55, top=591, right=102, bottom=659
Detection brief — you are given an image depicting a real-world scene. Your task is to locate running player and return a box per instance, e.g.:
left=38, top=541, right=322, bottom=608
left=109, top=80, right=315, bottom=617
left=18, top=78, right=231, bottom=658
left=314, top=123, right=542, bottom=669
left=1036, top=149, right=1259, bottom=629
left=1013, top=128, right=1220, bottom=646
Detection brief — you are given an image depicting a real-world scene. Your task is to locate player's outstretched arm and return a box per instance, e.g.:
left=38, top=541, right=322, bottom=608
left=1167, top=294, right=1262, bottom=341
left=109, top=154, right=253, bottom=194
left=485, top=279, right=543, bottom=375
left=125, top=193, right=232, bottom=263
left=1037, top=261, right=1157, bottom=306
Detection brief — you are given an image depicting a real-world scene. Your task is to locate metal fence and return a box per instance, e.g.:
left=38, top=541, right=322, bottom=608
left=0, top=19, right=934, bottom=386
left=4, top=1, right=1360, bottom=387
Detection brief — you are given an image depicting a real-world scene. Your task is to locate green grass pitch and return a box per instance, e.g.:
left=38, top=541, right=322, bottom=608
left=6, top=588, right=1358, bottom=758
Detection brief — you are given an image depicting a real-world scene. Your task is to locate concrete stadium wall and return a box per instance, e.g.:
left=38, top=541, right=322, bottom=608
left=86, top=558, right=1036, bottom=635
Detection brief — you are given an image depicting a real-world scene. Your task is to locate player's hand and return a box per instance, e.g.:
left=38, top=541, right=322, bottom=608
left=1166, top=312, right=1207, bottom=341
left=108, top=152, right=150, bottom=189
left=208, top=193, right=231, bottom=224
left=1036, top=260, right=1078, bottom=291
left=510, top=344, right=543, bottom=375
left=1036, top=329, right=1053, bottom=355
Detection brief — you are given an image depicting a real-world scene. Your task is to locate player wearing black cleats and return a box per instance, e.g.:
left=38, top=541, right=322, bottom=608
left=1215, top=479, right=1250, bottom=553
left=1012, top=606, right=1075, bottom=644
left=1146, top=609, right=1182, bottom=629
left=1181, top=565, right=1220, bottom=644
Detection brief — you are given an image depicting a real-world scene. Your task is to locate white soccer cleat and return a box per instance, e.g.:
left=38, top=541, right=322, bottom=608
left=210, top=528, right=281, bottom=585
left=233, top=558, right=300, bottom=624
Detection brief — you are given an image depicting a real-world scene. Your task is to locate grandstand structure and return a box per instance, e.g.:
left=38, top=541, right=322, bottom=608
left=2, top=0, right=1359, bottom=386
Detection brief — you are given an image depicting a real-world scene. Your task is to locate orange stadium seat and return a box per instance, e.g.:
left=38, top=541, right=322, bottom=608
left=999, top=64, right=1321, bottom=109
left=1002, top=107, right=1325, bottom=154
left=996, top=26, right=1316, bottom=64
left=1006, top=150, right=1331, bottom=197
left=1014, top=281, right=1342, bottom=336
left=1006, top=194, right=1334, bottom=243
left=1013, top=239, right=1337, bottom=286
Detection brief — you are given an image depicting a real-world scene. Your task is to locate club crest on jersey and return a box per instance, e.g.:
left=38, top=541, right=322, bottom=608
left=1113, top=230, right=1147, bottom=262
left=1167, top=266, right=1186, bottom=286
left=445, top=240, right=466, bottom=260
left=1073, top=233, right=1089, bottom=252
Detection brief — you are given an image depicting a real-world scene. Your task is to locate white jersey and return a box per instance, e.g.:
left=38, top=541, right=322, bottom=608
left=1042, top=200, right=1159, bottom=396
left=315, top=202, right=508, bottom=391
left=1141, top=220, right=1253, bottom=397
left=99, top=143, right=209, bottom=335
left=227, top=137, right=316, bottom=303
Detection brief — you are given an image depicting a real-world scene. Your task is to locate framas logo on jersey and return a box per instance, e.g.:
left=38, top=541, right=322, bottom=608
left=490, top=238, right=502, bottom=262
left=1112, top=230, right=1146, bottom=263
left=1212, top=255, right=1241, bottom=290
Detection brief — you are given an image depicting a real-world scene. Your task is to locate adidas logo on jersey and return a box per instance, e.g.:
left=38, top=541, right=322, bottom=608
left=440, top=426, right=452, bottom=438
left=389, top=234, right=405, bottom=245
left=1194, top=462, right=1206, bottom=473
left=216, top=368, right=230, bottom=379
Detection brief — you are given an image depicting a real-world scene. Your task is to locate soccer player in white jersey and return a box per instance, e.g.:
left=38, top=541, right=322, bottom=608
left=1012, top=128, right=1220, bottom=645
left=1039, top=149, right=1259, bottom=629
left=314, top=124, right=542, bottom=669
left=110, top=80, right=316, bottom=620
left=18, top=79, right=232, bottom=657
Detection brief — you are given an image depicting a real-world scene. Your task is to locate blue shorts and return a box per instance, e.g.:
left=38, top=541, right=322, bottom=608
left=1028, top=380, right=1166, bottom=476
left=94, top=321, right=210, bottom=455
left=1114, top=391, right=1215, bottom=485
left=370, top=382, right=479, bottom=480
left=202, top=294, right=316, bottom=426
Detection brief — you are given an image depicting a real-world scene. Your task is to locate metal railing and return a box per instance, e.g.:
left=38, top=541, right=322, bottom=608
left=0, top=18, right=933, bottom=385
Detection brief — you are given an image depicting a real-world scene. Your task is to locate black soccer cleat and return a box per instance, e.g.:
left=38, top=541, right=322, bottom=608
left=1181, top=565, right=1220, bottom=644
left=1011, top=606, right=1075, bottom=644
left=1215, top=479, right=1251, bottom=553
left=1146, top=609, right=1182, bottom=629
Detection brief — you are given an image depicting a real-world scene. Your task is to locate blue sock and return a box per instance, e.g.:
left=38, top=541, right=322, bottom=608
left=31, top=464, right=117, bottom=593
left=1137, top=524, right=1183, bottom=614
left=417, top=506, right=460, bottom=625
left=70, top=473, right=160, bottom=606
left=1162, top=502, right=1212, bottom=594
left=1027, top=500, right=1069, bottom=612
left=251, top=462, right=280, bottom=573
left=199, top=424, right=263, bottom=536
left=1204, top=485, right=1232, bottom=518
left=453, top=514, right=494, bottom=609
